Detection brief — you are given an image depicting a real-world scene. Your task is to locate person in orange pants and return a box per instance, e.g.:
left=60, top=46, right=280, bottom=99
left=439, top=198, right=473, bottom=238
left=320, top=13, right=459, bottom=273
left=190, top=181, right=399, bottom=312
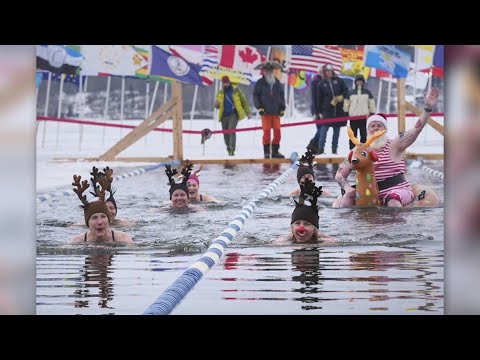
left=253, top=61, right=286, bottom=159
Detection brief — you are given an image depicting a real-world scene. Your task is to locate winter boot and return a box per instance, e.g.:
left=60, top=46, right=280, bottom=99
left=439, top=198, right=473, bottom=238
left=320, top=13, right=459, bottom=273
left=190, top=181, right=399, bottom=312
left=271, top=144, right=285, bottom=158
left=263, top=144, right=271, bottom=159
left=307, top=141, right=324, bottom=155
left=306, top=141, right=318, bottom=154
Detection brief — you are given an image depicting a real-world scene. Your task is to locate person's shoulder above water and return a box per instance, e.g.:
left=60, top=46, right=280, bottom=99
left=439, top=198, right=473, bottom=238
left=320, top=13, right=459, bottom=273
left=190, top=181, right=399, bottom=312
left=112, top=229, right=133, bottom=243
left=278, top=178, right=337, bottom=244
left=70, top=168, right=133, bottom=244
left=199, top=193, right=224, bottom=204
left=287, top=148, right=333, bottom=197
left=186, top=165, right=225, bottom=205
left=71, top=228, right=133, bottom=244
left=112, top=218, right=136, bottom=227
left=272, top=231, right=338, bottom=245
left=288, top=187, right=332, bottom=197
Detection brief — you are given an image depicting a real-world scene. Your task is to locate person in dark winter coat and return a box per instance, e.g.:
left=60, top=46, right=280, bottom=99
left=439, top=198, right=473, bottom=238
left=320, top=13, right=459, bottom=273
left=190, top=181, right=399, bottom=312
left=307, top=64, right=349, bottom=155
left=253, top=61, right=286, bottom=159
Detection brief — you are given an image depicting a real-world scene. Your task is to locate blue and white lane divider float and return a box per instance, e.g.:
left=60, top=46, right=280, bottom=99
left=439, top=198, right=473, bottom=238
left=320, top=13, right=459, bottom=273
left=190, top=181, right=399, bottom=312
left=408, top=159, right=444, bottom=181
left=143, top=154, right=300, bottom=315
left=36, top=160, right=181, bottom=203
left=422, top=166, right=444, bottom=180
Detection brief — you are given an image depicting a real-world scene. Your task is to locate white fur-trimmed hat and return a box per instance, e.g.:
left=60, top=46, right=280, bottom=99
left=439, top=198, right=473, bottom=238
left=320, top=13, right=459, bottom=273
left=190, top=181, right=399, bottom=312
left=367, top=113, right=388, bottom=130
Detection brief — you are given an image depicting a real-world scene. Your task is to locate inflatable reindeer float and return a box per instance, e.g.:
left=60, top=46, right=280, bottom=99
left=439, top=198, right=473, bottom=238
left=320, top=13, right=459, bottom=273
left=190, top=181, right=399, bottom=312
left=347, top=127, right=386, bottom=207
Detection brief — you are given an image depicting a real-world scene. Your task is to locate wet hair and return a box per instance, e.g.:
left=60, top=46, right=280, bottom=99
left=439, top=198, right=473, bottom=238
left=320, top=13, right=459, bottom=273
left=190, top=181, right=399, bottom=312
left=90, top=166, right=117, bottom=214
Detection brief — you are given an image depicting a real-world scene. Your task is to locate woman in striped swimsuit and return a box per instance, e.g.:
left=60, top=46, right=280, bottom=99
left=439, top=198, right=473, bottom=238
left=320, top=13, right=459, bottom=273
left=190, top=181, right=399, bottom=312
left=334, top=88, right=440, bottom=207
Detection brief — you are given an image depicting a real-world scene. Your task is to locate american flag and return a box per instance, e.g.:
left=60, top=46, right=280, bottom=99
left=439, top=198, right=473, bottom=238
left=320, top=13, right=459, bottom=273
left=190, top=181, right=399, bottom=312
left=199, top=45, right=219, bottom=86
left=290, top=45, right=343, bottom=73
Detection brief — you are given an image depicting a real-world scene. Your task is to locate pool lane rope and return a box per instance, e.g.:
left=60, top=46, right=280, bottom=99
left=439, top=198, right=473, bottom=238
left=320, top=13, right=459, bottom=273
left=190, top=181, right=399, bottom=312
left=36, top=160, right=181, bottom=203
left=422, top=165, right=444, bottom=180
left=408, top=159, right=444, bottom=181
left=143, top=160, right=300, bottom=315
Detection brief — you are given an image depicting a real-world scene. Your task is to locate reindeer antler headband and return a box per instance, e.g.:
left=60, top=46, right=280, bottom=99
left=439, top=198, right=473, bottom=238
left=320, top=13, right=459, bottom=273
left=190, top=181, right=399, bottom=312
left=72, top=175, right=90, bottom=206
left=165, top=163, right=193, bottom=199
left=72, top=170, right=111, bottom=225
left=290, top=178, right=322, bottom=229
left=87, top=166, right=112, bottom=203
left=297, top=178, right=322, bottom=209
left=296, top=148, right=317, bottom=184
left=299, top=148, right=316, bottom=168
left=102, top=166, right=116, bottom=201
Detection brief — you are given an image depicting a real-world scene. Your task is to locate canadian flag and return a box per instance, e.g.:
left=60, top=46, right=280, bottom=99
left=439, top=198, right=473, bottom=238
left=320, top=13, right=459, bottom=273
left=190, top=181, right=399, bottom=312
left=219, top=45, right=266, bottom=81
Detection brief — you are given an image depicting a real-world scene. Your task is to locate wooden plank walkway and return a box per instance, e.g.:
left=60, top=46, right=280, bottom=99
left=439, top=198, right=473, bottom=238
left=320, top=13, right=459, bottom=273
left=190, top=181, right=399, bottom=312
left=53, top=152, right=443, bottom=164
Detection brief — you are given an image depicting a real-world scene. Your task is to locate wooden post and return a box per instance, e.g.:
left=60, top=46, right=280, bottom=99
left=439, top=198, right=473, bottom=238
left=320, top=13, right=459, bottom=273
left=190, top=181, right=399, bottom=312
left=102, top=76, right=111, bottom=147
left=397, top=77, right=406, bottom=134
left=376, top=78, right=382, bottom=113
left=42, top=72, right=52, bottom=148
left=171, top=81, right=183, bottom=161
left=97, top=98, right=176, bottom=161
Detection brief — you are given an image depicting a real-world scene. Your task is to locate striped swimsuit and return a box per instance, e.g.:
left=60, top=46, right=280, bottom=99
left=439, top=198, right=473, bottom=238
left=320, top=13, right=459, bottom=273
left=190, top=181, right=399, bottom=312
left=374, top=140, right=414, bottom=206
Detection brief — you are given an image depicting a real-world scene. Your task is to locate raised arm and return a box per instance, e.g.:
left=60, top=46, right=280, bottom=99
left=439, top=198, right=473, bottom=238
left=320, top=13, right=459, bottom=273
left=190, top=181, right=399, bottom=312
left=335, top=158, right=354, bottom=193
left=391, top=88, right=440, bottom=154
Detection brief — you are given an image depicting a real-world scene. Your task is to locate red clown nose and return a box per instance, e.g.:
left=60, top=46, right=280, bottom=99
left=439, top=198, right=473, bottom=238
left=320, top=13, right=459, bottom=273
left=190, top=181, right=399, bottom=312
left=297, top=226, right=305, bottom=233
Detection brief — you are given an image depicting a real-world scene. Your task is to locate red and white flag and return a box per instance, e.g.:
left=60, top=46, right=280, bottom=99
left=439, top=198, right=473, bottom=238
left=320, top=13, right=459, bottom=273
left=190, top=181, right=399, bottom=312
left=290, top=45, right=343, bottom=73
left=200, top=45, right=219, bottom=86
left=219, top=45, right=266, bottom=82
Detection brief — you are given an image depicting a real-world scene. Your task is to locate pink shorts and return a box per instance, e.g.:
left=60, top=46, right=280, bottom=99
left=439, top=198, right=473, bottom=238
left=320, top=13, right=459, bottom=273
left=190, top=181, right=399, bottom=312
left=380, top=188, right=414, bottom=206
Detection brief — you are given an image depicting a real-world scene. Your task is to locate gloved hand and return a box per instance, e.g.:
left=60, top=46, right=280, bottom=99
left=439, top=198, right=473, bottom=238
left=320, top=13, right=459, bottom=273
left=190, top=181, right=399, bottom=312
left=280, top=110, right=285, bottom=116
left=330, top=95, right=344, bottom=107
left=258, top=108, right=265, bottom=116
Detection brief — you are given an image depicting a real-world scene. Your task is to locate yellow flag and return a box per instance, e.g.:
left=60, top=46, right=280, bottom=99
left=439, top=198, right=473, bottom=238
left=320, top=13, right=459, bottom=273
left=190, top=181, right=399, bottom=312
left=409, top=45, right=435, bottom=51
left=339, top=47, right=364, bottom=76
left=416, top=48, right=434, bottom=70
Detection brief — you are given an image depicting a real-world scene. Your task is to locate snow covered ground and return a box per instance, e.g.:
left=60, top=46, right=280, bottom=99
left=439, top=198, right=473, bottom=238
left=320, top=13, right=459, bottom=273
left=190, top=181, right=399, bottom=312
left=36, top=114, right=444, bottom=194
